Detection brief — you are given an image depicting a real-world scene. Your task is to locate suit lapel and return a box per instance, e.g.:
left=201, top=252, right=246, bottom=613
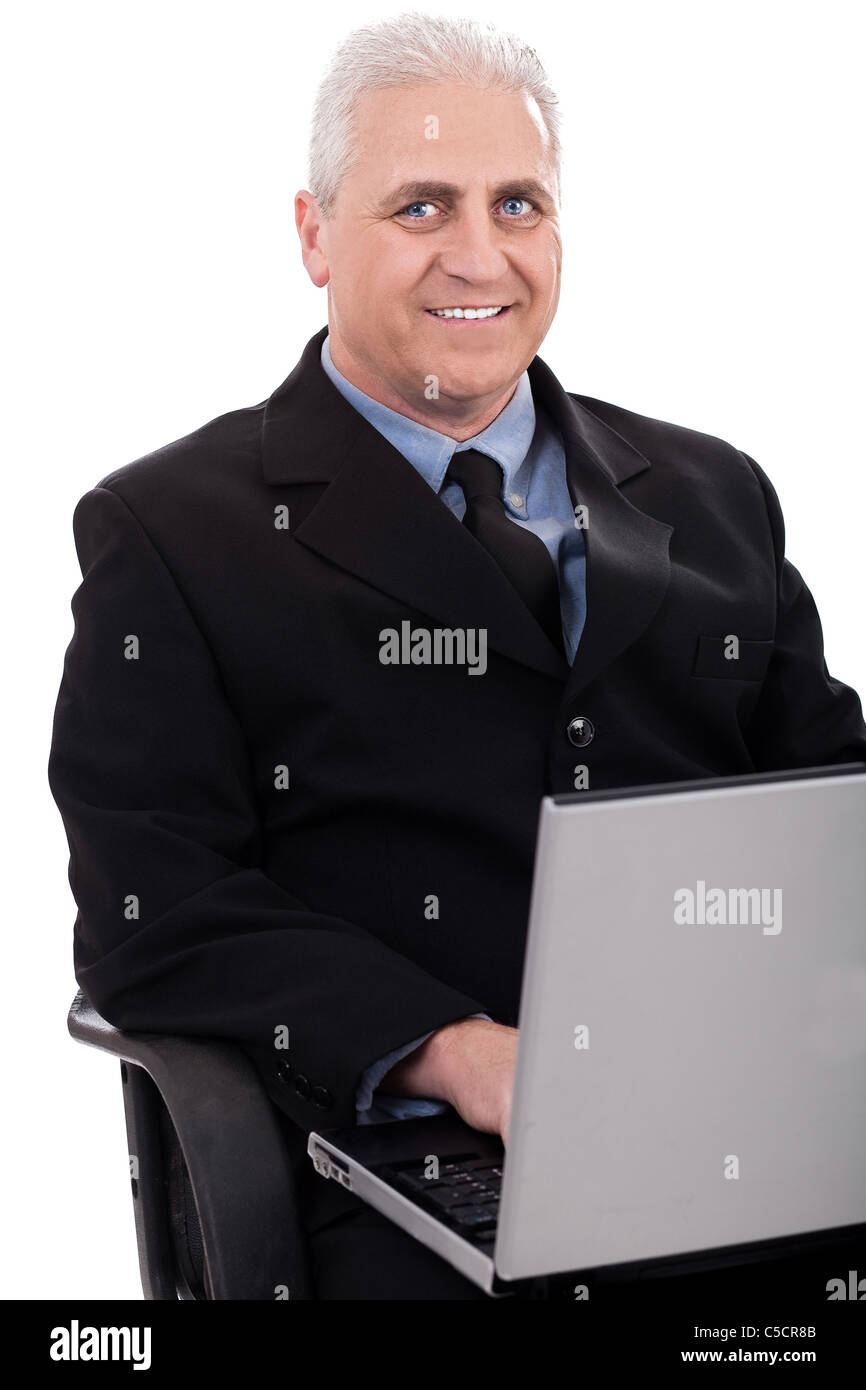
left=291, top=432, right=570, bottom=679
left=528, top=354, right=674, bottom=696
left=261, top=326, right=673, bottom=686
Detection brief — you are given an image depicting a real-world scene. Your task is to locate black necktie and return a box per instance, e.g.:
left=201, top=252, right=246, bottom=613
left=446, top=448, right=563, bottom=653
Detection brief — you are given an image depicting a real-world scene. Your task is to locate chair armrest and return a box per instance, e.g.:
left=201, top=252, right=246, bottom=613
left=67, top=989, right=312, bottom=1300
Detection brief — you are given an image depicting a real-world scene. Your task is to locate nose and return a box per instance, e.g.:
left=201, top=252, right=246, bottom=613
left=434, top=202, right=511, bottom=285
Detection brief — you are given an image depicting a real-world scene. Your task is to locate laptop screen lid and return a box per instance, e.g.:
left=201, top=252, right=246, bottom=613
left=494, top=766, right=866, bottom=1282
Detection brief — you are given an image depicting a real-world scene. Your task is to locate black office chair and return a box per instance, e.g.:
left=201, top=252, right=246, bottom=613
left=67, top=989, right=313, bottom=1300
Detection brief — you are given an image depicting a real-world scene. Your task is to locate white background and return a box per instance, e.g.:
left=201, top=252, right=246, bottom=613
left=3, top=0, right=863, bottom=1298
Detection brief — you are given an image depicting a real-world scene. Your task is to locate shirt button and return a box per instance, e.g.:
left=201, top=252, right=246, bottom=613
left=509, top=492, right=523, bottom=509
left=312, top=1085, right=333, bottom=1110
left=566, top=716, right=595, bottom=747
left=292, top=1073, right=312, bottom=1100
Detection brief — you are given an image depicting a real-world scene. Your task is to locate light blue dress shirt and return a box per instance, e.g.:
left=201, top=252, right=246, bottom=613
left=320, top=334, right=587, bottom=1123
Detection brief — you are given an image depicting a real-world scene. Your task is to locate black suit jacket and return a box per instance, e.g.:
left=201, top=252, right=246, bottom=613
left=48, top=324, right=866, bottom=1232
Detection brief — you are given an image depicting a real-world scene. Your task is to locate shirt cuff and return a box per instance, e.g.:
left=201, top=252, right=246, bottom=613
left=355, top=1013, right=492, bottom=1125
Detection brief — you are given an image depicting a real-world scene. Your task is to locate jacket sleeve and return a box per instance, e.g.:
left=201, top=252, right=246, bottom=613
left=47, top=484, right=485, bottom=1131
left=739, top=451, right=866, bottom=770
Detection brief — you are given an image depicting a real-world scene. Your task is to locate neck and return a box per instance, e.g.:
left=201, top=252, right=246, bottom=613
left=327, top=334, right=518, bottom=441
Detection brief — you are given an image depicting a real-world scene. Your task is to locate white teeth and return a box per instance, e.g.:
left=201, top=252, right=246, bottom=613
left=428, top=306, right=504, bottom=319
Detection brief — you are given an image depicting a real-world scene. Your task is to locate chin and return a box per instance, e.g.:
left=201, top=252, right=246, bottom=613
left=437, top=369, right=512, bottom=401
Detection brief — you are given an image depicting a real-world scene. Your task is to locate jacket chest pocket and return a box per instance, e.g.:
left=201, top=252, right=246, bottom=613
left=692, top=634, right=774, bottom=681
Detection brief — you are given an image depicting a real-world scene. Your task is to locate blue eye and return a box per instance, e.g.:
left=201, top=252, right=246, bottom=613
left=396, top=196, right=539, bottom=223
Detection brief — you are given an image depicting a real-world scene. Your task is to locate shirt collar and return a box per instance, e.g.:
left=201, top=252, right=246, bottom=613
left=320, top=333, right=536, bottom=501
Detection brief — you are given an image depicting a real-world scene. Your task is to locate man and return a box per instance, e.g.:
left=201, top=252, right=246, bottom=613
left=48, top=13, right=866, bottom=1300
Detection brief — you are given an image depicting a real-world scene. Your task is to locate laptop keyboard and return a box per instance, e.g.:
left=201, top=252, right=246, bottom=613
left=384, top=1154, right=502, bottom=1246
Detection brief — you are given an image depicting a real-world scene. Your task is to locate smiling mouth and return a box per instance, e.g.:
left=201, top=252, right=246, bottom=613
left=424, top=305, right=512, bottom=321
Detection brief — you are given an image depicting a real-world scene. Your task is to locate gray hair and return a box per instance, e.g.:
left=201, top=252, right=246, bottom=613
left=307, top=11, right=562, bottom=219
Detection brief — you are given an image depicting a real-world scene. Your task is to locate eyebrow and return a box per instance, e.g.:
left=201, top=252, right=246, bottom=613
left=375, top=178, right=557, bottom=214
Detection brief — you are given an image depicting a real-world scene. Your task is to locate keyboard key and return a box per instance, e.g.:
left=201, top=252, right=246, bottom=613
left=395, top=1172, right=445, bottom=1194
left=452, top=1207, right=497, bottom=1231
left=426, top=1187, right=477, bottom=1209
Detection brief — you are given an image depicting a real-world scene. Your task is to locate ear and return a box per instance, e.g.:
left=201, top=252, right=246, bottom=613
left=295, top=190, right=330, bottom=289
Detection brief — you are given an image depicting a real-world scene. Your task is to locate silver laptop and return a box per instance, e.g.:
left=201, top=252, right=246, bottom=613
left=308, top=764, right=866, bottom=1295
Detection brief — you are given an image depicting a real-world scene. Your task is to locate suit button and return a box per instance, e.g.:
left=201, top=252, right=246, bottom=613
left=312, top=1085, right=333, bottom=1110
left=276, top=1059, right=293, bottom=1085
left=566, top=716, right=595, bottom=747
left=292, top=1073, right=312, bottom=1100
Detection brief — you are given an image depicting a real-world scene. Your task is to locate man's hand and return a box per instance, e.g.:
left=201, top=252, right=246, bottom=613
left=379, top=1017, right=518, bottom=1144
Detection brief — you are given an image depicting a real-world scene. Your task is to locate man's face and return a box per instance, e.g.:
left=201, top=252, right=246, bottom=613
left=298, top=81, right=562, bottom=424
